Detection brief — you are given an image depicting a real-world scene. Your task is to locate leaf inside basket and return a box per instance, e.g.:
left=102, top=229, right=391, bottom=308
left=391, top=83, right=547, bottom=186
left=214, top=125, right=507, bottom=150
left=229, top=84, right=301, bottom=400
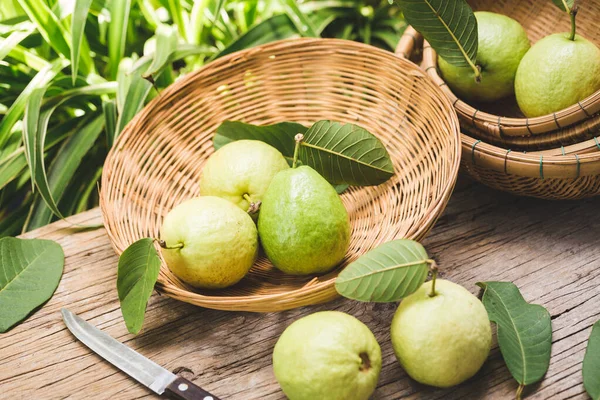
left=551, top=0, right=575, bottom=12
left=396, top=0, right=480, bottom=77
left=299, top=120, right=394, bottom=186
left=215, top=120, right=393, bottom=187
left=214, top=120, right=306, bottom=162
left=335, top=239, right=430, bottom=302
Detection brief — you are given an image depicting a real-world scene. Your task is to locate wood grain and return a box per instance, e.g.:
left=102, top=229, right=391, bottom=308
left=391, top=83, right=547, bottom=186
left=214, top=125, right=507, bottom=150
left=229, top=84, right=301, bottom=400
left=1, top=179, right=599, bottom=399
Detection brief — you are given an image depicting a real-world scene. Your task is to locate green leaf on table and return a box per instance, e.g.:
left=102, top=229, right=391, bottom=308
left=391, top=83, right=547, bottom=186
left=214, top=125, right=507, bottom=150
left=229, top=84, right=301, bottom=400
left=299, top=120, right=394, bottom=186
left=335, top=239, right=430, bottom=302
left=476, top=281, right=552, bottom=393
left=117, top=238, right=161, bottom=335
left=214, top=120, right=307, bottom=160
left=0, top=237, right=64, bottom=333
left=71, top=0, right=93, bottom=84
left=584, top=320, right=600, bottom=400
left=551, top=0, right=574, bottom=12
left=396, top=0, right=479, bottom=75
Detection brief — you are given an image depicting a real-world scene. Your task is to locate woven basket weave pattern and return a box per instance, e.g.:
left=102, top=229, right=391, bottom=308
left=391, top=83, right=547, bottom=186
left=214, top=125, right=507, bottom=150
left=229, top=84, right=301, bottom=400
left=101, top=38, right=461, bottom=311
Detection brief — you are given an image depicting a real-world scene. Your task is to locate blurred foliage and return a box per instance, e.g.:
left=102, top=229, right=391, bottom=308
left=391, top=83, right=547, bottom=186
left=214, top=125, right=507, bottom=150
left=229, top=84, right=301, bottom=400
left=0, top=0, right=405, bottom=236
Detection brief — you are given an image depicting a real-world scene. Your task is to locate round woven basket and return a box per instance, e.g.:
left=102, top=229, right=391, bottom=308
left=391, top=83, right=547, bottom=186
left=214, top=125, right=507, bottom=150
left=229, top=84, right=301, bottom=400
left=398, top=28, right=600, bottom=200
left=100, top=38, right=461, bottom=312
left=420, top=0, right=600, bottom=151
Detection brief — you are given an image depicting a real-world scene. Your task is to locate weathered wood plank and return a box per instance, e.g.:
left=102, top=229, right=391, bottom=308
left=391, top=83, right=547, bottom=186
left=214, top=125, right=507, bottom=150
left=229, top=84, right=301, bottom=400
left=1, top=180, right=599, bottom=399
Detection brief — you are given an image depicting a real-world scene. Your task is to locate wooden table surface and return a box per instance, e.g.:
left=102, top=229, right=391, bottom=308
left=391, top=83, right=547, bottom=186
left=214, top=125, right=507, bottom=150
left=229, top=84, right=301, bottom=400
left=2, top=179, right=599, bottom=400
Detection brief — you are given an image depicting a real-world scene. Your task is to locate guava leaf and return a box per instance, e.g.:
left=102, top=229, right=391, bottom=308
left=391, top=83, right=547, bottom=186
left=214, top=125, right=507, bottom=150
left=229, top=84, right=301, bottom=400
left=584, top=321, right=600, bottom=400
left=551, top=0, right=575, bottom=12
left=335, top=239, right=430, bottom=302
left=214, top=120, right=307, bottom=159
left=0, top=237, right=64, bottom=333
left=396, top=0, right=479, bottom=70
left=299, top=120, right=394, bottom=186
left=477, top=281, right=552, bottom=389
left=117, top=238, right=161, bottom=335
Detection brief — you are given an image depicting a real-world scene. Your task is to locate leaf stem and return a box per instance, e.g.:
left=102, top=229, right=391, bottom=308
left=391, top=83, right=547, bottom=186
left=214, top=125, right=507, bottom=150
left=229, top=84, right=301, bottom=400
left=516, top=383, right=524, bottom=400
left=292, top=133, right=304, bottom=168
left=156, top=239, right=183, bottom=250
left=568, top=4, right=578, bottom=41
left=428, top=260, right=438, bottom=297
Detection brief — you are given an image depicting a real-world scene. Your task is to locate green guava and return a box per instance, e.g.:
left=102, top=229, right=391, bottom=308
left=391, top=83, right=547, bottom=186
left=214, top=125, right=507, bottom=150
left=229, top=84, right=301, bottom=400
left=257, top=165, right=351, bottom=275
left=199, top=140, right=289, bottom=213
left=390, top=279, right=492, bottom=388
left=273, top=311, right=381, bottom=400
left=160, top=196, right=258, bottom=289
left=515, top=33, right=600, bottom=117
left=438, top=11, right=530, bottom=102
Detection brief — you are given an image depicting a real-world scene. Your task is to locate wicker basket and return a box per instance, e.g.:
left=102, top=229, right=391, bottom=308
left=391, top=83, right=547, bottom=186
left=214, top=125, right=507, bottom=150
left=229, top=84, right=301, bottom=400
left=420, top=0, right=600, bottom=151
left=100, top=38, right=461, bottom=312
left=398, top=28, right=600, bottom=200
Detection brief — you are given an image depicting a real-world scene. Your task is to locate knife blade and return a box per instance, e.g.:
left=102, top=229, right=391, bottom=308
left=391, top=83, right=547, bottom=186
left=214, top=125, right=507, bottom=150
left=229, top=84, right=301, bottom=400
left=61, top=308, right=221, bottom=400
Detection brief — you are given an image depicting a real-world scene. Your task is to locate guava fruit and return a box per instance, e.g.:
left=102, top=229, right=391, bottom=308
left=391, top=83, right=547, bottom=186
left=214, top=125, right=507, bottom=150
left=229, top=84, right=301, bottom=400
left=273, top=311, right=381, bottom=400
left=390, top=279, right=492, bottom=388
left=159, top=196, right=258, bottom=289
left=515, top=33, right=600, bottom=117
left=438, top=11, right=530, bottom=103
left=257, top=165, right=351, bottom=275
left=199, top=140, right=289, bottom=213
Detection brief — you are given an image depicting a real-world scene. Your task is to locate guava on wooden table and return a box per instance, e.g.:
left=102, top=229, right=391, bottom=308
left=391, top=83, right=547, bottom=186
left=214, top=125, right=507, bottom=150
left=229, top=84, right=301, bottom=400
left=391, top=279, right=492, bottom=388
left=273, top=311, right=382, bottom=400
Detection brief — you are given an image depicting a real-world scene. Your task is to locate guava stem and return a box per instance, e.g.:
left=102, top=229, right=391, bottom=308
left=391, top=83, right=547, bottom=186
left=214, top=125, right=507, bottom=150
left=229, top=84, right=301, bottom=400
left=156, top=239, right=183, bottom=250
left=292, top=133, right=304, bottom=168
left=427, top=260, right=439, bottom=297
left=474, top=65, right=482, bottom=83
left=243, top=193, right=253, bottom=203
left=568, top=6, right=578, bottom=41
left=516, top=383, right=524, bottom=400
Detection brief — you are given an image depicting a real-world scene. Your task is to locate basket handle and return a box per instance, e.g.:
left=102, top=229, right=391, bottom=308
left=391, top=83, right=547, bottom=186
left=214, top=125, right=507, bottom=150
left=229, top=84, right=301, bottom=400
left=395, top=26, right=421, bottom=59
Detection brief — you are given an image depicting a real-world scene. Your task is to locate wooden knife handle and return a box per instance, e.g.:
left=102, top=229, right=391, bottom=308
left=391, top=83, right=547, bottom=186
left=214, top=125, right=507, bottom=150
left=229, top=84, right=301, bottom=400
left=164, top=377, right=221, bottom=400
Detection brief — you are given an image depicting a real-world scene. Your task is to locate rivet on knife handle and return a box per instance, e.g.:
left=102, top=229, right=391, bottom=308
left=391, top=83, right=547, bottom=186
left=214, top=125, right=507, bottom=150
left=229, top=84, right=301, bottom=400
left=164, top=377, right=221, bottom=400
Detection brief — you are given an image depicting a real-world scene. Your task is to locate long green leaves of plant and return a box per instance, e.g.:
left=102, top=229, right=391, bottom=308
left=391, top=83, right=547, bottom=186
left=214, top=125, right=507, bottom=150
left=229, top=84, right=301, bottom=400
left=71, top=0, right=94, bottom=84
left=108, top=0, right=132, bottom=79
left=26, top=115, right=104, bottom=230
left=0, top=59, right=67, bottom=149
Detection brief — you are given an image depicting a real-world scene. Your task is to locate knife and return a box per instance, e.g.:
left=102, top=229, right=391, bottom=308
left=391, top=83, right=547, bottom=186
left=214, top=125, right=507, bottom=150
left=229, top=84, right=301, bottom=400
left=61, top=308, right=221, bottom=400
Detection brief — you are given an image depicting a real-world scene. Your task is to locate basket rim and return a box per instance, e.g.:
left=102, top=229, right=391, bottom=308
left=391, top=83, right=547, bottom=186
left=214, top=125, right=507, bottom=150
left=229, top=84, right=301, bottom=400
left=100, top=36, right=462, bottom=311
left=421, top=41, right=600, bottom=139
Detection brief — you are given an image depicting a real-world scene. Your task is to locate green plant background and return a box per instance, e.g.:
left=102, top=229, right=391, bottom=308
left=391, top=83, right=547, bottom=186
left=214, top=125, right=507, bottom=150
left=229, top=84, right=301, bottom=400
left=0, top=0, right=406, bottom=236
